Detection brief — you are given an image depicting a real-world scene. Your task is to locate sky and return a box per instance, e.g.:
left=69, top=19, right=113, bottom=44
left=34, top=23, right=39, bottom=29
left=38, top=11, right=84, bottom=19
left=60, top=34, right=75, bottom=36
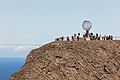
left=0, top=0, right=120, bottom=57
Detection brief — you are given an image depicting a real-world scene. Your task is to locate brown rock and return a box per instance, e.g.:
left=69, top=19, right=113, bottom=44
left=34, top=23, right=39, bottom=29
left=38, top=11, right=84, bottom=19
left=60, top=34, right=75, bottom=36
left=10, top=40, right=120, bottom=80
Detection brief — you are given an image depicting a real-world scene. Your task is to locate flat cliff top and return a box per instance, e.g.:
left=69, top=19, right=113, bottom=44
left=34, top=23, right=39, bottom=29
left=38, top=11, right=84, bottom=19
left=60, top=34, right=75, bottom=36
left=10, top=40, right=120, bottom=80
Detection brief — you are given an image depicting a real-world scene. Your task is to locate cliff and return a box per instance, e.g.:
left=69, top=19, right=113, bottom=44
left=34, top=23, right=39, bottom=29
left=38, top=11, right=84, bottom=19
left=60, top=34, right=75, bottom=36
left=10, top=40, right=120, bottom=80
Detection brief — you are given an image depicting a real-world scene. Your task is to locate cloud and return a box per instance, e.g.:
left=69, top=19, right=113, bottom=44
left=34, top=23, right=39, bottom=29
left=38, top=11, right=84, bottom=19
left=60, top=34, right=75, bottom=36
left=14, top=46, right=37, bottom=51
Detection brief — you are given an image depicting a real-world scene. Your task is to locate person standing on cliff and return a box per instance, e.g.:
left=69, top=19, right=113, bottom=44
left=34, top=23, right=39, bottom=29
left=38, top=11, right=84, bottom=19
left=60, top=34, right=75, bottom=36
left=78, top=33, right=80, bottom=36
left=55, top=38, right=59, bottom=41
left=96, top=33, right=98, bottom=40
left=89, top=33, right=93, bottom=40
left=72, top=36, right=74, bottom=41
left=74, top=33, right=77, bottom=40
left=111, top=35, right=113, bottom=40
left=77, top=36, right=80, bottom=41
left=61, top=36, right=64, bottom=41
left=83, top=34, right=86, bottom=40
left=74, top=33, right=76, bottom=37
left=67, top=37, right=70, bottom=41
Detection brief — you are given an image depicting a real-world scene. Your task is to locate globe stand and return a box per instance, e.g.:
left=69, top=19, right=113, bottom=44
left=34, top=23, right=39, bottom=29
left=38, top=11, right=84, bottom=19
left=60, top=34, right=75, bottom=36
left=86, top=30, right=89, bottom=38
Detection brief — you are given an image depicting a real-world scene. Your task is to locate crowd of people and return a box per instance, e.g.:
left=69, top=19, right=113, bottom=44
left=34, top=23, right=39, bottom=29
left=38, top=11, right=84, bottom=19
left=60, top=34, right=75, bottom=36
left=87, top=33, right=113, bottom=40
left=102, top=35, right=113, bottom=40
left=55, top=33, right=81, bottom=41
left=55, top=32, right=113, bottom=41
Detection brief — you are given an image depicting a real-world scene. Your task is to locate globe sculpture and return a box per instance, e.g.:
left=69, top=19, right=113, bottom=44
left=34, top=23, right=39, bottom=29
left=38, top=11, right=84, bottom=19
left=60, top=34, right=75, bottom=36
left=82, top=20, right=92, bottom=37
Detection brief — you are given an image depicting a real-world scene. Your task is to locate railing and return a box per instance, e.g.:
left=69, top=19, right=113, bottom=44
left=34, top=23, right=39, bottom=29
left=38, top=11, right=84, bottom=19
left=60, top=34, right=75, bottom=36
left=113, top=36, right=120, bottom=40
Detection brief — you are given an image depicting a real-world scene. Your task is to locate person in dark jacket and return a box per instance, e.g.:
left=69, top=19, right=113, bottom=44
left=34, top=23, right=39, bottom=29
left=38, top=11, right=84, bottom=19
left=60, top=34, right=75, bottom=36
left=61, top=36, right=64, bottom=41
left=77, top=36, right=80, bottom=41
left=78, top=33, right=80, bottom=36
left=96, top=33, right=98, bottom=40
left=67, top=37, right=70, bottom=41
left=111, top=35, right=113, bottom=40
left=71, top=36, right=74, bottom=41
left=55, top=38, right=59, bottom=41
left=74, top=33, right=77, bottom=38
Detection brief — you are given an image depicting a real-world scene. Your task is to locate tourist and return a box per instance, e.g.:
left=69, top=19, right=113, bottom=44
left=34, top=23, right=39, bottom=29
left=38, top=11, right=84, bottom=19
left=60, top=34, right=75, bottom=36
left=98, top=37, right=100, bottom=40
left=96, top=33, right=98, bottom=40
left=74, top=33, right=77, bottom=38
left=72, top=36, right=74, bottom=41
left=77, top=36, right=79, bottom=41
left=103, top=35, right=106, bottom=40
left=78, top=33, right=80, bottom=36
left=89, top=33, right=93, bottom=40
left=61, top=36, right=64, bottom=41
left=83, top=34, right=86, bottom=40
left=93, top=35, right=95, bottom=40
left=67, top=37, right=70, bottom=41
left=55, top=38, right=59, bottom=41
left=111, top=35, right=113, bottom=40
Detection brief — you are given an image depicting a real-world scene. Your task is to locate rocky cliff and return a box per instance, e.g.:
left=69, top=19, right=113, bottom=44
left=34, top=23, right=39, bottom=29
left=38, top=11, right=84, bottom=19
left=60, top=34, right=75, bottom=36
left=10, top=40, right=120, bottom=80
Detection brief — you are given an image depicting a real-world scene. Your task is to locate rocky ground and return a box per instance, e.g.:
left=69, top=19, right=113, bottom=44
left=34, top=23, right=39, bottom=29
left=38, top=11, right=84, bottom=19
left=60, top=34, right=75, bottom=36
left=10, top=40, right=120, bottom=80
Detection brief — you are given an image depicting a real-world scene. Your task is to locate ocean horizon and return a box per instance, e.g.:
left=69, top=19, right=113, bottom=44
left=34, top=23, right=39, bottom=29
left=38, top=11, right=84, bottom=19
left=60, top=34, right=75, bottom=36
left=0, top=57, right=25, bottom=80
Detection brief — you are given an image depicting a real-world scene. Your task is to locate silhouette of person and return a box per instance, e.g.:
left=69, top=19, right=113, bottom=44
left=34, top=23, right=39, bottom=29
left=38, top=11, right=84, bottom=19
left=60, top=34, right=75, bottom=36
left=67, top=37, right=70, bottom=41
left=96, top=33, right=98, bottom=40
left=72, top=36, right=74, bottom=41
left=103, top=35, right=106, bottom=40
left=55, top=38, right=59, bottom=41
left=111, top=35, right=113, bottom=40
left=108, top=36, right=110, bottom=40
left=61, top=36, right=64, bottom=41
left=77, top=36, right=79, bottom=41
left=78, top=33, right=80, bottom=36
left=98, top=37, right=100, bottom=40
left=83, top=34, right=86, bottom=40
left=89, top=33, right=93, bottom=40
left=74, top=33, right=77, bottom=38
left=90, top=33, right=93, bottom=36
left=93, top=35, right=95, bottom=40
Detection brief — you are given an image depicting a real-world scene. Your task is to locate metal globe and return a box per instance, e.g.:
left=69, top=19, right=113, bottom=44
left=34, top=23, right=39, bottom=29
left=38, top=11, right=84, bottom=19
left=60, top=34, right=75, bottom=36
left=82, top=20, right=92, bottom=31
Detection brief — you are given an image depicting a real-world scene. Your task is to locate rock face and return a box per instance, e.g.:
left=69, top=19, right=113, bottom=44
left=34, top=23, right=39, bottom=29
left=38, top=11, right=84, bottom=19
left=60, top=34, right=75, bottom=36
left=10, top=41, right=120, bottom=80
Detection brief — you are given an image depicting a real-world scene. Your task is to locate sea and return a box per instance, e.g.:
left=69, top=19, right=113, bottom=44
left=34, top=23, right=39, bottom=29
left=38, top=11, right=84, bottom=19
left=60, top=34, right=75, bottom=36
left=0, top=44, right=38, bottom=80
left=0, top=57, right=25, bottom=80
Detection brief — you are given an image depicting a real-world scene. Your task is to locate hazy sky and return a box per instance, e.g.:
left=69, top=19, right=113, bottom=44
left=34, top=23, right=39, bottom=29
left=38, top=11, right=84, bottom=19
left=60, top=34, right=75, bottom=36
left=0, top=0, right=120, bottom=57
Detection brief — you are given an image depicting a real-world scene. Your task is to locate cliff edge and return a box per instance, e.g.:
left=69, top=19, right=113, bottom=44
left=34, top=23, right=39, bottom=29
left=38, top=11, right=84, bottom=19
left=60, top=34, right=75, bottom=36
left=10, top=40, right=120, bottom=80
